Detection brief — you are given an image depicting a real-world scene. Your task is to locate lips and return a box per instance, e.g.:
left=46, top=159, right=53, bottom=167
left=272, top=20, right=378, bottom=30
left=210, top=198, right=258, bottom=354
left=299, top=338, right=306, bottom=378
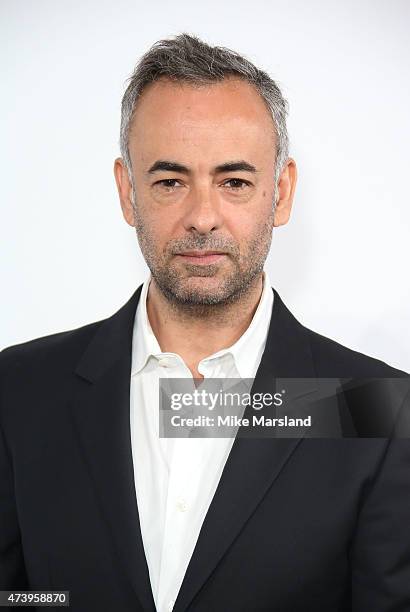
left=178, top=250, right=225, bottom=257
left=175, top=251, right=227, bottom=264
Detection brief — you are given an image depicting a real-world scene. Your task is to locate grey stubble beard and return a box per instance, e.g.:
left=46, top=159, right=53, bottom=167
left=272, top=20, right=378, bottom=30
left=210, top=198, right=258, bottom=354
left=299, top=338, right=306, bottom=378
left=132, top=201, right=274, bottom=320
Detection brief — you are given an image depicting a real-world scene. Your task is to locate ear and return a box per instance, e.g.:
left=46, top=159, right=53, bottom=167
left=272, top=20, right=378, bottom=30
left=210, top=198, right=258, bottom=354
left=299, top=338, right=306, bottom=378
left=273, top=158, right=297, bottom=227
left=114, top=158, right=135, bottom=227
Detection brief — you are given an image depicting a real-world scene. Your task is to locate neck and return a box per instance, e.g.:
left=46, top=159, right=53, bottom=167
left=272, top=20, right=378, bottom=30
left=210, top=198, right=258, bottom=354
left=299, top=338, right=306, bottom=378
left=146, top=273, right=264, bottom=378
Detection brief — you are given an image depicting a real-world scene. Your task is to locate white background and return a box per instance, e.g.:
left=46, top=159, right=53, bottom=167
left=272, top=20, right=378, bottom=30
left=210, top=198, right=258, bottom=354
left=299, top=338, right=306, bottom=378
left=1, top=0, right=409, bottom=371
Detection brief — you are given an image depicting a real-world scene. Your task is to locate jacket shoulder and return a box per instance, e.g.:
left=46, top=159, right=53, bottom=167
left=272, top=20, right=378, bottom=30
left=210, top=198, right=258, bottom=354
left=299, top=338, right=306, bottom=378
left=303, top=325, right=408, bottom=377
left=0, top=319, right=104, bottom=374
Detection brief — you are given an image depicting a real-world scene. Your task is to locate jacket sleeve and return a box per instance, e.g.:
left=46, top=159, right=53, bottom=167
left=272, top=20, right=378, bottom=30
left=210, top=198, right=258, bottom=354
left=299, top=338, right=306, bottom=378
left=0, top=368, right=29, bottom=590
left=351, top=390, right=410, bottom=610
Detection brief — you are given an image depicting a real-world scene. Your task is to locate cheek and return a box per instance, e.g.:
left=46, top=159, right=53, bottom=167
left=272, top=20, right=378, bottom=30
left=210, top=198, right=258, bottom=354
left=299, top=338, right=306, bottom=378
left=135, top=206, right=177, bottom=252
left=137, top=194, right=187, bottom=236
left=225, top=204, right=274, bottom=241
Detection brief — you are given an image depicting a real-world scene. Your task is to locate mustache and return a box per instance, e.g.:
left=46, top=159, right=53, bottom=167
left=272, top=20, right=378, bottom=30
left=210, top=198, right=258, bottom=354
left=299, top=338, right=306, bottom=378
left=169, top=236, right=239, bottom=256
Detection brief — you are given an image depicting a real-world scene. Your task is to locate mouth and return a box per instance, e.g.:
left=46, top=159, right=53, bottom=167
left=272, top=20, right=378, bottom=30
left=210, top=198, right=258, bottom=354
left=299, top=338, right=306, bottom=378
left=174, top=251, right=227, bottom=265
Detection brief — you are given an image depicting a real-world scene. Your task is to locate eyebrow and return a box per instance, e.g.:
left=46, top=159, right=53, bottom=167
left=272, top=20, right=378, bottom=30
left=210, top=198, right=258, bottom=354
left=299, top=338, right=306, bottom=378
left=147, top=159, right=257, bottom=175
left=214, top=160, right=257, bottom=173
left=147, top=160, right=189, bottom=174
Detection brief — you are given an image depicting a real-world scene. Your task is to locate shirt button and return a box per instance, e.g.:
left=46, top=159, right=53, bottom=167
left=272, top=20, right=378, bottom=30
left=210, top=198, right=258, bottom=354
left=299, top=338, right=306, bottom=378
left=176, top=498, right=188, bottom=512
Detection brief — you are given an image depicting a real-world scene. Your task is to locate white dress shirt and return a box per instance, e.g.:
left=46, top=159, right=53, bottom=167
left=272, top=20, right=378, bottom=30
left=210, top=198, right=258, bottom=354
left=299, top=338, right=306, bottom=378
left=129, top=271, right=274, bottom=612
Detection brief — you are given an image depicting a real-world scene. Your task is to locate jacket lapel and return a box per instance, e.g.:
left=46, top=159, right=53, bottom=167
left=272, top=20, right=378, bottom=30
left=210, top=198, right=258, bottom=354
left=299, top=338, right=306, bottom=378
left=69, top=285, right=318, bottom=612
left=70, top=286, right=156, bottom=612
left=172, top=289, right=318, bottom=611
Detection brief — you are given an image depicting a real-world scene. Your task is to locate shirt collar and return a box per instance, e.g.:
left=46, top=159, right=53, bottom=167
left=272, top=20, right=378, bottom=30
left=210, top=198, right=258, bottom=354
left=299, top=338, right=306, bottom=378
left=131, top=270, right=274, bottom=378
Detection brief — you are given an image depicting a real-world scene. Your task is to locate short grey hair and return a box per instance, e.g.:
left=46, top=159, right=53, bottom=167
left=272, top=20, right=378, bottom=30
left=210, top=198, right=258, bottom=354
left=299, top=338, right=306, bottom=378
left=120, top=33, right=289, bottom=203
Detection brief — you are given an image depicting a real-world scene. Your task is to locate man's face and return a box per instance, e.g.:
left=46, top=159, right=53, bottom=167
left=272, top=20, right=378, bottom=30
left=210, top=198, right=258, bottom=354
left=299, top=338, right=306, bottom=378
left=117, top=77, right=292, bottom=306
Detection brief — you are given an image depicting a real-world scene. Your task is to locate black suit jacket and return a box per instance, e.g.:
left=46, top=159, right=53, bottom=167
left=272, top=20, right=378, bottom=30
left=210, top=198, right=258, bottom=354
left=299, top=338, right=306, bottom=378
left=1, top=286, right=410, bottom=612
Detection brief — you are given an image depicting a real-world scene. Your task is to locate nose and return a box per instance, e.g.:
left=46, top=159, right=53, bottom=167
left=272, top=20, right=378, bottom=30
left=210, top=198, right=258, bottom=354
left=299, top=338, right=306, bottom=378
left=181, top=184, right=223, bottom=234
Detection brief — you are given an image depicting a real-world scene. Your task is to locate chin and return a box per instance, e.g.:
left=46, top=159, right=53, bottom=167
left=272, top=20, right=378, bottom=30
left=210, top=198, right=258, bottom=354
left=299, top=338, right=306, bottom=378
left=171, top=278, right=237, bottom=306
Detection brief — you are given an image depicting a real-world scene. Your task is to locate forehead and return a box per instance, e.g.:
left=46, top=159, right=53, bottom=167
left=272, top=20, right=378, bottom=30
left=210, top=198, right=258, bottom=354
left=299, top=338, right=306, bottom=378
left=128, top=77, right=276, bottom=161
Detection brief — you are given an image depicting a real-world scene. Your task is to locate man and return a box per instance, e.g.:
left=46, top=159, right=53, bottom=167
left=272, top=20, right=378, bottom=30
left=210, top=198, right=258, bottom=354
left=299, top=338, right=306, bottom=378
left=1, top=33, right=410, bottom=612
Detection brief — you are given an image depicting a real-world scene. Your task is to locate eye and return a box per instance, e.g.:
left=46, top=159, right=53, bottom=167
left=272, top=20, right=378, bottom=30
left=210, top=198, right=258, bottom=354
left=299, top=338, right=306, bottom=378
left=154, top=178, right=183, bottom=190
left=222, top=178, right=251, bottom=190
